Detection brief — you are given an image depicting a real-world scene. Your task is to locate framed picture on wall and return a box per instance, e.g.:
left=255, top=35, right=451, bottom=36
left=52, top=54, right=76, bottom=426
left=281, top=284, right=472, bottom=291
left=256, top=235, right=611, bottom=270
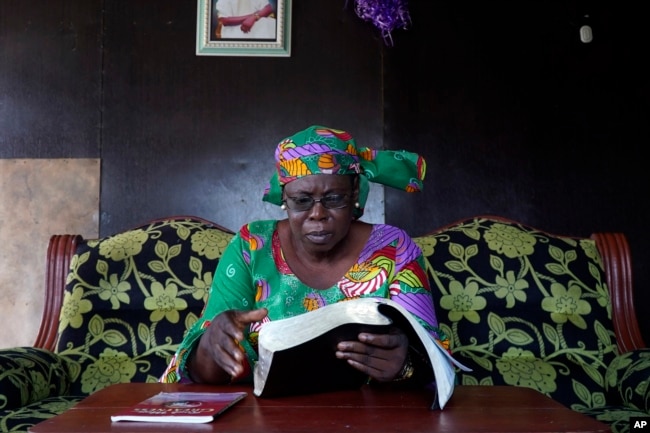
left=196, top=0, right=292, bottom=57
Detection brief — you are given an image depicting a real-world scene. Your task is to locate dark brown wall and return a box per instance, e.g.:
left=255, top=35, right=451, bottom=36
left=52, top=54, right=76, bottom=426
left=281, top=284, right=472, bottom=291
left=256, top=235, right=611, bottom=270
left=1, top=1, right=648, bottom=342
left=382, top=1, right=649, bottom=343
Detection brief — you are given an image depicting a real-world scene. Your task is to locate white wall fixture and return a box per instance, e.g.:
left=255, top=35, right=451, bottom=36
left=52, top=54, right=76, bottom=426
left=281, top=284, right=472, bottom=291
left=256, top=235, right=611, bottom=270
left=580, top=15, right=593, bottom=43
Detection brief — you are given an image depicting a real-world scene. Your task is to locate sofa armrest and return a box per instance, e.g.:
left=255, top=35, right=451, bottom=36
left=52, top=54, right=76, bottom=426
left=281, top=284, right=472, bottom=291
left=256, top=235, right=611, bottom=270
left=0, top=347, right=72, bottom=410
left=592, top=232, right=646, bottom=352
left=606, top=348, right=650, bottom=412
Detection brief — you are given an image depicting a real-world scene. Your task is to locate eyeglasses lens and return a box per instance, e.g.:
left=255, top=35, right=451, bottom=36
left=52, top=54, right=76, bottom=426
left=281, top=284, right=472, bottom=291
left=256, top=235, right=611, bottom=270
left=284, top=194, right=348, bottom=211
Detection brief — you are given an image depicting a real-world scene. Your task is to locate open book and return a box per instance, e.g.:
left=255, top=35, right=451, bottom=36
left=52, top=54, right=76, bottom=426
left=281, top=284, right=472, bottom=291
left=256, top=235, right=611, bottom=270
left=110, top=391, right=247, bottom=423
left=253, top=297, right=470, bottom=409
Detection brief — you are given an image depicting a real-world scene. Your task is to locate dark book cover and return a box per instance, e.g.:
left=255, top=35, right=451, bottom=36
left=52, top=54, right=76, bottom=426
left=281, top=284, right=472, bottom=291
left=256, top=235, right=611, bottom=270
left=256, top=322, right=390, bottom=398
left=253, top=297, right=468, bottom=406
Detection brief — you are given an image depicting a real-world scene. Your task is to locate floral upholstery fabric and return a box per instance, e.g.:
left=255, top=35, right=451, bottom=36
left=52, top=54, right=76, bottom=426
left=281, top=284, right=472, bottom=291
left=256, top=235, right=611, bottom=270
left=0, top=348, right=70, bottom=410
left=54, top=218, right=232, bottom=395
left=414, top=216, right=649, bottom=433
left=577, top=348, right=650, bottom=433
left=607, top=348, right=650, bottom=412
left=0, top=217, right=233, bottom=432
left=0, top=396, right=81, bottom=433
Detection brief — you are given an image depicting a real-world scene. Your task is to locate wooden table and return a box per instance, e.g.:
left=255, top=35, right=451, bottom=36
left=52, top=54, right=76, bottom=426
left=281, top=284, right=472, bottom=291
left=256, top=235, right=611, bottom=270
left=29, top=383, right=611, bottom=433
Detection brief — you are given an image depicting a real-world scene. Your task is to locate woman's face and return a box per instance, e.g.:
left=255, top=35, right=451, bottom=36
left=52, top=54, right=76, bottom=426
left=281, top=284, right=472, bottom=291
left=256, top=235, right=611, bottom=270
left=282, top=174, right=358, bottom=255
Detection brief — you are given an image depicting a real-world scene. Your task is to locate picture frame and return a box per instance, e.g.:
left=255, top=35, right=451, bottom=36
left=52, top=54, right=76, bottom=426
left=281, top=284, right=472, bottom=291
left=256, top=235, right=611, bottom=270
left=196, top=0, right=292, bottom=57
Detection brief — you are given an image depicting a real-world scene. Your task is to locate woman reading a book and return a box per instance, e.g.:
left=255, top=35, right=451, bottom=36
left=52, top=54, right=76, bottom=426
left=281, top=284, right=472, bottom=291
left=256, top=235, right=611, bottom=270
left=161, top=125, right=448, bottom=390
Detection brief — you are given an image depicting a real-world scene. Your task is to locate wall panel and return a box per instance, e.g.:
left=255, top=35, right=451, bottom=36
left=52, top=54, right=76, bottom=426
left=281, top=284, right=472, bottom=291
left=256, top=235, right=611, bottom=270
left=98, top=0, right=384, bottom=234
left=383, top=1, right=650, bottom=340
left=0, top=159, right=99, bottom=346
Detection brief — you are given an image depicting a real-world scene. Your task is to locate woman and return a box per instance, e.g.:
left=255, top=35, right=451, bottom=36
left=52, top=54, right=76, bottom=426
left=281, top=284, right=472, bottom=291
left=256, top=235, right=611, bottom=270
left=161, top=125, right=446, bottom=388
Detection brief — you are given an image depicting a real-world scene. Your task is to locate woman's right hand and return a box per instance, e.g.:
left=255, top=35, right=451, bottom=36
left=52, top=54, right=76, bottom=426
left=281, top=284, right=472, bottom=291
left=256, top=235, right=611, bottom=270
left=188, top=308, right=268, bottom=384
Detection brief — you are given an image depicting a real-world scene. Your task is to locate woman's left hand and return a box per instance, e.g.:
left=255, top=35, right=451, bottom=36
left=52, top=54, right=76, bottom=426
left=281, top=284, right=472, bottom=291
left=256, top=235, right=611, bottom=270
left=335, top=327, right=409, bottom=382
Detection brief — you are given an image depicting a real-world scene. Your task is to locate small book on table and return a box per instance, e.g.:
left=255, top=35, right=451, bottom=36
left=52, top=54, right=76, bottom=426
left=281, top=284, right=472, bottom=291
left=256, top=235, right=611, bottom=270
left=110, top=391, right=247, bottom=423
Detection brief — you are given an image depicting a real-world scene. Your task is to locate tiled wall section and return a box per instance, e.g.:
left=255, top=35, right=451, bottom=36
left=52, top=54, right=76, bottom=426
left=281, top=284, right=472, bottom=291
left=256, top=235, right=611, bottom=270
left=0, top=159, right=99, bottom=347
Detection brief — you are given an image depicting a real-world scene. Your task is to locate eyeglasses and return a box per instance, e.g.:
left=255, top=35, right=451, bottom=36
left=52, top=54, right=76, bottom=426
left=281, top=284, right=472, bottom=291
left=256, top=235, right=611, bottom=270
left=283, top=194, right=350, bottom=212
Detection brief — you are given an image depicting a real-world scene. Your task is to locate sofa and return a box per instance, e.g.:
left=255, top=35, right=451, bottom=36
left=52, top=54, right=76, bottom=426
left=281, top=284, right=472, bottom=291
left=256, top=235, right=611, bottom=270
left=414, top=216, right=649, bottom=433
left=0, top=216, right=234, bottom=432
left=0, top=215, right=647, bottom=433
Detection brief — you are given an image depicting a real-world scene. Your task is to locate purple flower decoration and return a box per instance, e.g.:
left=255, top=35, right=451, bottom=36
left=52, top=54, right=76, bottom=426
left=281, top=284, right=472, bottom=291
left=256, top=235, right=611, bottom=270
left=353, top=0, right=411, bottom=46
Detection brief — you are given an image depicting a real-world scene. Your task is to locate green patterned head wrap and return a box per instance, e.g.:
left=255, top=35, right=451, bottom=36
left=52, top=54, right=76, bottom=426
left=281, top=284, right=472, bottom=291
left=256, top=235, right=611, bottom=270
left=263, top=125, right=426, bottom=219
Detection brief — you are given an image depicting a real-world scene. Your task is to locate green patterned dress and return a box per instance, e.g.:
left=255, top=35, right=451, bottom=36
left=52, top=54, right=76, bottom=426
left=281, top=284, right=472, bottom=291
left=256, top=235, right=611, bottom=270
left=161, top=220, right=445, bottom=383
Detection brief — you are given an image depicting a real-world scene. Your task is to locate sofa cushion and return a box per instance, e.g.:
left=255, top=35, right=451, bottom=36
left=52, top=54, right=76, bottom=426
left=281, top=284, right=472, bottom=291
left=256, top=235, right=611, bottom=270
left=606, top=348, right=650, bottom=412
left=0, top=395, right=82, bottom=433
left=53, top=218, right=233, bottom=395
left=414, top=216, right=619, bottom=409
left=0, top=347, right=70, bottom=410
left=577, top=404, right=649, bottom=433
